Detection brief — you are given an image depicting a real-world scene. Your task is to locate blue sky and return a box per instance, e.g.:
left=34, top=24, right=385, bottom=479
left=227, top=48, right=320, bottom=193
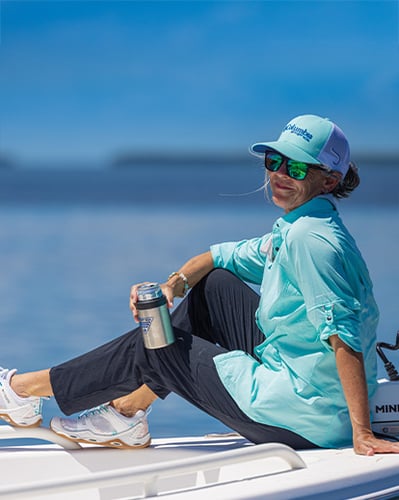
left=1, top=1, right=398, bottom=165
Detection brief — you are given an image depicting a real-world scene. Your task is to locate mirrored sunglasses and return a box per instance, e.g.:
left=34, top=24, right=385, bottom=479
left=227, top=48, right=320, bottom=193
left=265, top=151, right=325, bottom=181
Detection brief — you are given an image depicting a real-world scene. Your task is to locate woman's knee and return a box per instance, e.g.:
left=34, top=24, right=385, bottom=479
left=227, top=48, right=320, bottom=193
left=201, top=268, right=241, bottom=293
left=184, top=269, right=237, bottom=311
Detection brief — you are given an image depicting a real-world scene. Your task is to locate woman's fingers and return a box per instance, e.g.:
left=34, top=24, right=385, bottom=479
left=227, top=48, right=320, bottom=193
left=130, top=282, right=175, bottom=323
left=129, top=282, right=150, bottom=322
left=160, top=283, right=174, bottom=309
left=354, top=435, right=399, bottom=455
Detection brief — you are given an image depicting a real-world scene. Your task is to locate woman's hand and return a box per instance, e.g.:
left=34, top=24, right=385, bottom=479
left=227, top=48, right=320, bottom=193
left=129, top=282, right=175, bottom=323
left=331, top=335, right=399, bottom=455
left=354, top=429, right=399, bottom=456
left=129, top=251, right=214, bottom=323
left=129, top=282, right=149, bottom=323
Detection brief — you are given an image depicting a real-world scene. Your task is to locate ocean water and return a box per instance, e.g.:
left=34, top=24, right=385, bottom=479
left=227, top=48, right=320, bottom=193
left=0, top=163, right=398, bottom=440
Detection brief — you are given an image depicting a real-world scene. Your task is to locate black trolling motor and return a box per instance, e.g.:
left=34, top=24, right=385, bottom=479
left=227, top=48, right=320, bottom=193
left=376, top=331, right=399, bottom=381
left=371, top=331, right=399, bottom=438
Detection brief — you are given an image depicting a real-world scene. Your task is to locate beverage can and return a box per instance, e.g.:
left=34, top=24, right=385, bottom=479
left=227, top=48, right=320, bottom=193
left=136, top=283, right=175, bottom=349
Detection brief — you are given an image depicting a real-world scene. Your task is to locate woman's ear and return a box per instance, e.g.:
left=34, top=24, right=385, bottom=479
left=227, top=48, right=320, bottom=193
left=322, top=172, right=341, bottom=193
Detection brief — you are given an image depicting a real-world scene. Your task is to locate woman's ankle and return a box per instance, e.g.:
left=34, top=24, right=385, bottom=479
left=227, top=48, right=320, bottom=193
left=10, top=369, right=52, bottom=398
left=111, top=385, right=158, bottom=417
left=10, top=374, right=31, bottom=398
left=110, top=400, right=142, bottom=418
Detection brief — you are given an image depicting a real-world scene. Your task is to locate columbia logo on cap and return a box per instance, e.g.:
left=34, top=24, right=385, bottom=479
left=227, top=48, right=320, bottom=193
left=283, top=123, right=313, bottom=143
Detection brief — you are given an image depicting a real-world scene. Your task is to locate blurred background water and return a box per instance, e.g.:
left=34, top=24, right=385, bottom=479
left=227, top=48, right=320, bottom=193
left=0, top=162, right=398, bottom=439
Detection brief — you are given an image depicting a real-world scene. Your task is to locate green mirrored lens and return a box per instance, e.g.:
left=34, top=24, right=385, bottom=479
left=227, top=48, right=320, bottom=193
left=265, top=152, right=315, bottom=180
left=265, top=153, right=283, bottom=172
left=286, top=161, right=308, bottom=180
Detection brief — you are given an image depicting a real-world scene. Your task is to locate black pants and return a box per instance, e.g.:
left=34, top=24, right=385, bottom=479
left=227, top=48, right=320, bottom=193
left=50, top=269, right=316, bottom=449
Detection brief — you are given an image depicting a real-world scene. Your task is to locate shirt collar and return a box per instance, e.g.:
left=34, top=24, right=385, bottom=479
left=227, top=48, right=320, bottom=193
left=263, top=196, right=338, bottom=262
left=279, top=195, right=337, bottom=226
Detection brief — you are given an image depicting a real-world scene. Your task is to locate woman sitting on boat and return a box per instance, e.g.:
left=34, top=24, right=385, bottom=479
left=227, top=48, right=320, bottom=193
left=1, top=114, right=398, bottom=456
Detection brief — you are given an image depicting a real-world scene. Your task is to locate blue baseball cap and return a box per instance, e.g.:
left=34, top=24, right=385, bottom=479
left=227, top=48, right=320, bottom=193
left=250, top=115, right=351, bottom=177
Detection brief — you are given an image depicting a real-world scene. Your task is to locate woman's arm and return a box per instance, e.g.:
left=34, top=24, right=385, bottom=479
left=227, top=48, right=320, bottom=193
left=130, top=251, right=214, bottom=322
left=330, top=334, right=399, bottom=455
left=163, top=251, right=215, bottom=301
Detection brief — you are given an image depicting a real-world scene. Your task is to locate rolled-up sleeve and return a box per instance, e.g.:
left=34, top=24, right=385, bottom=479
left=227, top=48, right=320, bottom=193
left=287, top=225, right=362, bottom=353
left=210, top=235, right=269, bottom=285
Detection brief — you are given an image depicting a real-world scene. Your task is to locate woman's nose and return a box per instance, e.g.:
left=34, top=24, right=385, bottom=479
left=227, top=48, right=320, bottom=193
left=277, top=160, right=288, bottom=176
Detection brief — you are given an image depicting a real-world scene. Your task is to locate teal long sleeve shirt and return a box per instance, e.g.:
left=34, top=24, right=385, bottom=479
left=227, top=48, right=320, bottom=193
left=210, top=197, right=378, bottom=448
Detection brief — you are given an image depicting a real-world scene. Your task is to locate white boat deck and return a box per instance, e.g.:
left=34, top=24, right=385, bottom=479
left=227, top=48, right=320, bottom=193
left=0, top=425, right=399, bottom=499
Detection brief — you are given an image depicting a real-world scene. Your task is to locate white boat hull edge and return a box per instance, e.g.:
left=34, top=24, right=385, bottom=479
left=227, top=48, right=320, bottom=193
left=1, top=428, right=399, bottom=499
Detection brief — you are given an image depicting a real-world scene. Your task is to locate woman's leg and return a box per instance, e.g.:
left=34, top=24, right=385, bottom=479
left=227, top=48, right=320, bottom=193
left=10, top=269, right=259, bottom=414
left=53, top=269, right=262, bottom=417
left=49, top=326, right=165, bottom=415
left=172, top=268, right=264, bottom=352
left=49, top=269, right=261, bottom=416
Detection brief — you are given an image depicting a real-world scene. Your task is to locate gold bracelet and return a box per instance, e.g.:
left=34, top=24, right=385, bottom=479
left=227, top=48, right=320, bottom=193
left=168, top=271, right=190, bottom=296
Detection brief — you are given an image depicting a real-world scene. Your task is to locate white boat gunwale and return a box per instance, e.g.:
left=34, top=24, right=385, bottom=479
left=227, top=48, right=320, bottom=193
left=0, top=425, right=305, bottom=498
left=2, top=426, right=399, bottom=499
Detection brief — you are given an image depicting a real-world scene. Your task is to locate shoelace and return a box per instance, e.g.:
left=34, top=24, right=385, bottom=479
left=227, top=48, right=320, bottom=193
left=77, top=404, right=152, bottom=424
left=77, top=404, right=109, bottom=422
left=34, top=398, right=44, bottom=415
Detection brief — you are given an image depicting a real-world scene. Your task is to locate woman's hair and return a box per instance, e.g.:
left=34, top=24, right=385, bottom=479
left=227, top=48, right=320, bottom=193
left=331, top=161, right=360, bottom=199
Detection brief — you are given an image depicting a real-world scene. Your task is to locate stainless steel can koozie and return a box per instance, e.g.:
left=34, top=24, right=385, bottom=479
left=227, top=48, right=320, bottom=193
left=136, top=283, right=175, bottom=349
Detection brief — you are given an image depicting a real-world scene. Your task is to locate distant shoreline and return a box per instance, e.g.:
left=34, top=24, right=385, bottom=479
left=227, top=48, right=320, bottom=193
left=0, top=152, right=398, bottom=170
left=111, top=152, right=399, bottom=168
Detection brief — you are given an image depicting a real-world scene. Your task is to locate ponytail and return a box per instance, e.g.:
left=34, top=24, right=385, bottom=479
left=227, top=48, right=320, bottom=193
left=331, top=162, right=360, bottom=199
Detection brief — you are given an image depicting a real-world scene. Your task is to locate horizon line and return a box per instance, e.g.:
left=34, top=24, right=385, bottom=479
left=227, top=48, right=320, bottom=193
left=1, top=151, right=399, bottom=169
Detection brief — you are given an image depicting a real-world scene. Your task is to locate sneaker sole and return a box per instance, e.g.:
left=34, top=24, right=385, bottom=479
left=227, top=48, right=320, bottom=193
left=50, top=428, right=151, bottom=449
left=0, top=412, right=42, bottom=428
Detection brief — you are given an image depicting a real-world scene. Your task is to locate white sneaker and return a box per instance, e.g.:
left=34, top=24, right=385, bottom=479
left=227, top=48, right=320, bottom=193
left=0, top=368, right=43, bottom=427
left=50, top=404, right=151, bottom=449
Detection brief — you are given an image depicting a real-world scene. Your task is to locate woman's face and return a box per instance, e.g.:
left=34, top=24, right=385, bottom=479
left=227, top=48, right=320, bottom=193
left=268, top=161, right=340, bottom=213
